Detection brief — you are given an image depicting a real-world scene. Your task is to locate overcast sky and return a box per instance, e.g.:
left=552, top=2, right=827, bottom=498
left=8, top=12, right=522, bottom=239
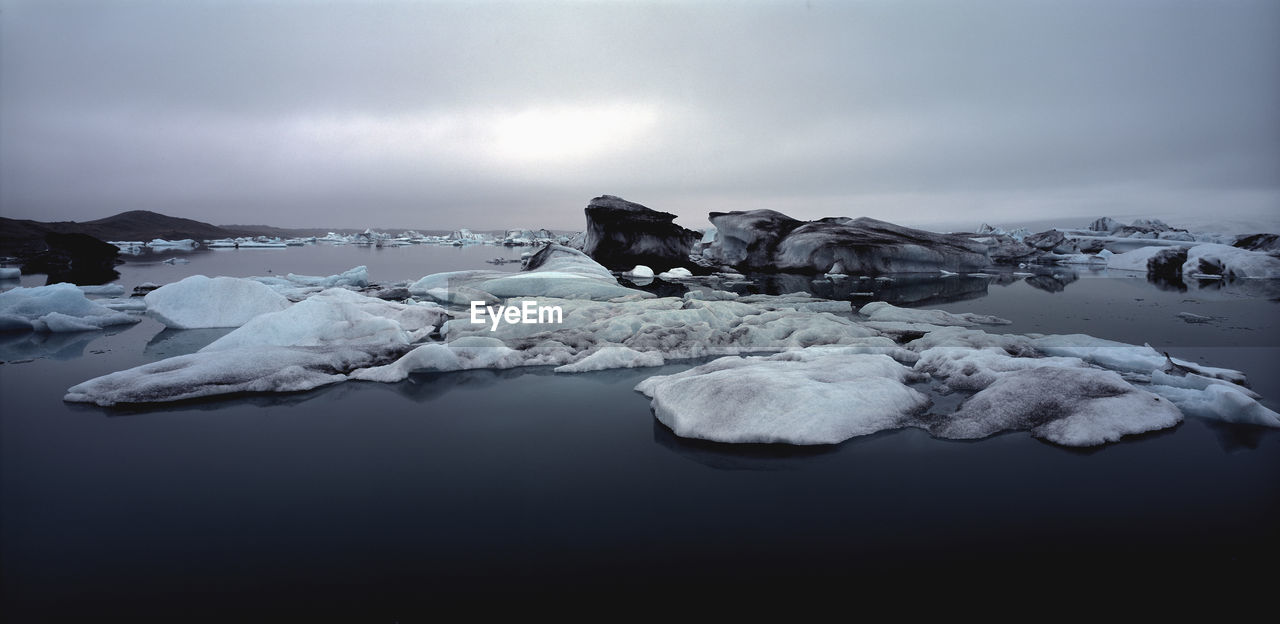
left=2, top=0, right=1277, bottom=232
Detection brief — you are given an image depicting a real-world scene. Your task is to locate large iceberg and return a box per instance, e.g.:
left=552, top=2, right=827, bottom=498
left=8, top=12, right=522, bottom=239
left=0, top=283, right=140, bottom=333
left=581, top=195, right=701, bottom=270
left=1181, top=243, right=1280, bottom=279
left=1105, top=246, right=1187, bottom=276
left=703, top=210, right=991, bottom=274
left=145, top=275, right=292, bottom=329
left=65, top=288, right=449, bottom=405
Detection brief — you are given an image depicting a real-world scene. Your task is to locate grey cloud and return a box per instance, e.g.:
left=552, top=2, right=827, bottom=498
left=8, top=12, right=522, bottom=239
left=2, top=0, right=1277, bottom=231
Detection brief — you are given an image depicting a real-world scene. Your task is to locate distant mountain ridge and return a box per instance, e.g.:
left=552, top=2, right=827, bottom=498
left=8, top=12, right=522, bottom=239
left=0, top=210, right=531, bottom=256
left=0, top=210, right=248, bottom=255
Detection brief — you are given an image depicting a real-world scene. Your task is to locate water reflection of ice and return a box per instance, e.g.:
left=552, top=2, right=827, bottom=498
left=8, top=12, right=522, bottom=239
left=143, top=327, right=236, bottom=359
left=0, top=330, right=98, bottom=362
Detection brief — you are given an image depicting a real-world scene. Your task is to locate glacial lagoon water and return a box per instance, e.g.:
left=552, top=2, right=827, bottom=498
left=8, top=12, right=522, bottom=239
left=2, top=243, right=1278, bottom=615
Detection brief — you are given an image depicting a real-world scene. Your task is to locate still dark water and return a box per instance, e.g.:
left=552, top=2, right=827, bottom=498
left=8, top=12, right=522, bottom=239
left=2, top=244, right=1278, bottom=616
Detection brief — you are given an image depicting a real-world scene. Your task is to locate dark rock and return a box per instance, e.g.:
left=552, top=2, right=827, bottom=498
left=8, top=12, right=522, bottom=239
left=22, top=232, right=121, bottom=285
left=581, top=195, right=701, bottom=270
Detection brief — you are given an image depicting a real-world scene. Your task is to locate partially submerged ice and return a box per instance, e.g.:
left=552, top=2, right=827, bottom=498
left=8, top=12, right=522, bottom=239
left=60, top=248, right=1279, bottom=445
left=410, top=245, right=651, bottom=302
left=66, top=288, right=449, bottom=406
left=145, top=275, right=292, bottom=329
left=0, top=283, right=140, bottom=332
left=636, top=349, right=930, bottom=445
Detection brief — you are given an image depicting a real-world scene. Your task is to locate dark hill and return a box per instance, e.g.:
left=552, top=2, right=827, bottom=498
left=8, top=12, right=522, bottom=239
left=0, top=211, right=259, bottom=256
left=79, top=210, right=240, bottom=241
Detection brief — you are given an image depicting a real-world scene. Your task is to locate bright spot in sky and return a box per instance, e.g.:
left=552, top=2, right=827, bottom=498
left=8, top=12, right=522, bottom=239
left=285, top=101, right=662, bottom=173
left=489, top=102, right=661, bottom=164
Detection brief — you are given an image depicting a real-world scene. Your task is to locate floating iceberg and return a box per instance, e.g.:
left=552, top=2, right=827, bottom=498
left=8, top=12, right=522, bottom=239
left=203, top=288, right=447, bottom=351
left=65, top=287, right=449, bottom=405
left=146, top=238, right=198, bottom=249
left=704, top=210, right=991, bottom=274
left=932, top=367, right=1182, bottom=446
left=635, top=349, right=929, bottom=445
left=859, top=301, right=1011, bottom=327
left=554, top=346, right=665, bottom=373
left=581, top=195, right=701, bottom=270
left=64, top=347, right=363, bottom=406
left=657, top=267, right=693, bottom=280
left=623, top=265, right=655, bottom=279
left=145, top=275, right=292, bottom=329
left=0, top=283, right=140, bottom=333
left=1182, top=243, right=1280, bottom=279
left=1105, top=246, right=1186, bottom=274
left=410, top=245, right=651, bottom=302
left=0, top=267, right=21, bottom=280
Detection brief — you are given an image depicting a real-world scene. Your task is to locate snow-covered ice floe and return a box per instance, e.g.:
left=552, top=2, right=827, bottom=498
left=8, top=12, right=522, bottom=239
left=61, top=249, right=1279, bottom=445
left=66, top=287, right=450, bottom=406
left=636, top=349, right=930, bottom=445
left=0, top=283, right=141, bottom=332
left=146, top=276, right=292, bottom=329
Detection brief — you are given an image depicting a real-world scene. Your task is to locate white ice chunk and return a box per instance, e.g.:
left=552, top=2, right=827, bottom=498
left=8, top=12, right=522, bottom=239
left=657, top=267, right=693, bottom=280
left=146, top=238, right=198, bottom=249
left=682, top=289, right=739, bottom=302
left=624, top=265, right=655, bottom=279
left=636, top=350, right=929, bottom=445
left=349, top=337, right=525, bottom=382
left=1032, top=334, right=1246, bottom=383
left=282, top=265, right=369, bottom=288
left=554, top=346, right=664, bottom=373
left=1147, top=382, right=1280, bottom=427
left=145, top=275, right=292, bottom=329
left=914, top=346, right=1089, bottom=391
left=0, top=283, right=140, bottom=332
left=94, top=298, right=149, bottom=312
left=1182, top=243, right=1280, bottom=279
left=64, top=346, right=365, bottom=406
left=1106, top=245, right=1173, bottom=272
left=859, top=301, right=1011, bottom=326
left=203, top=287, right=446, bottom=351
left=0, top=267, right=21, bottom=279
left=421, top=286, right=500, bottom=307
left=65, top=288, right=451, bottom=404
